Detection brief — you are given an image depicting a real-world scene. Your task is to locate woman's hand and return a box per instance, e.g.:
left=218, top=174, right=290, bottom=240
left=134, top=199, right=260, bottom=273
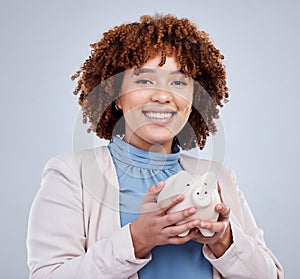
left=192, top=184, right=233, bottom=258
left=130, top=181, right=198, bottom=259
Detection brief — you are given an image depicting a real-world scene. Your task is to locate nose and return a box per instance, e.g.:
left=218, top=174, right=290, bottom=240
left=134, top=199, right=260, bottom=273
left=150, top=88, right=173, bottom=103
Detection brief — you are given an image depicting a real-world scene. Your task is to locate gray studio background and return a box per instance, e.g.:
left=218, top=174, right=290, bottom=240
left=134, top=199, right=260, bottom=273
left=1, top=0, right=298, bottom=278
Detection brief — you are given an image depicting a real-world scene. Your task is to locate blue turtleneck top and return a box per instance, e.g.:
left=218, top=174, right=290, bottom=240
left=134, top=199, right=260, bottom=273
left=108, top=136, right=212, bottom=278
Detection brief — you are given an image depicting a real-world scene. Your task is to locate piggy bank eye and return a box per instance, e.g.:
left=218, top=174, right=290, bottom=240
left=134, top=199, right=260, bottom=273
left=186, top=183, right=190, bottom=187
left=204, top=191, right=208, bottom=195
left=197, top=192, right=199, bottom=195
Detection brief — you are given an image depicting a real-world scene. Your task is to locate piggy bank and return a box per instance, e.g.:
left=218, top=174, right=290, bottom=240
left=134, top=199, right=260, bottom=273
left=157, top=170, right=221, bottom=237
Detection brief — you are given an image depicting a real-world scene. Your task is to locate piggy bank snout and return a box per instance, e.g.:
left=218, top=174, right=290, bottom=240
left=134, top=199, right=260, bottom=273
left=192, top=187, right=212, bottom=207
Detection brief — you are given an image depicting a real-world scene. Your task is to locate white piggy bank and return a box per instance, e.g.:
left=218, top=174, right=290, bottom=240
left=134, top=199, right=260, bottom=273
left=157, top=170, right=221, bottom=237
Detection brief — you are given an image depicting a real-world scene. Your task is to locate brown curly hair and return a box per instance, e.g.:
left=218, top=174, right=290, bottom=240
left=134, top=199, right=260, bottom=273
left=71, top=14, right=229, bottom=150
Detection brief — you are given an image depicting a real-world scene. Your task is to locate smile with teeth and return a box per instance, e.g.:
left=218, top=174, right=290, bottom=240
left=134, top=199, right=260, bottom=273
left=143, top=111, right=174, bottom=119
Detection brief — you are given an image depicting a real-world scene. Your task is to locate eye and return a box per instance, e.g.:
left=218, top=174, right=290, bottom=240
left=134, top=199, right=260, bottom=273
left=171, top=80, right=187, bottom=86
left=135, top=79, right=153, bottom=85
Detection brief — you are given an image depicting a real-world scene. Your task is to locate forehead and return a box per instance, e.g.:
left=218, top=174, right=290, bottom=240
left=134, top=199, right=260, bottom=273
left=125, top=55, right=189, bottom=79
left=140, top=56, right=180, bottom=71
left=134, top=68, right=185, bottom=77
left=121, top=55, right=192, bottom=82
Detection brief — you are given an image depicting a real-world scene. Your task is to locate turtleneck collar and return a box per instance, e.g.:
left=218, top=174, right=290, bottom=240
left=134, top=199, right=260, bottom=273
left=108, top=136, right=181, bottom=170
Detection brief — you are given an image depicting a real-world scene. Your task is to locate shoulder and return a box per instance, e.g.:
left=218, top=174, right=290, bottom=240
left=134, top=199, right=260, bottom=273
left=38, top=146, right=118, bottom=208
left=43, top=146, right=111, bottom=178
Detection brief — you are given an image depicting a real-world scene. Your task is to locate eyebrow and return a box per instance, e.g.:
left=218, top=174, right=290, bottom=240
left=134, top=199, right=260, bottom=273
left=134, top=68, right=186, bottom=76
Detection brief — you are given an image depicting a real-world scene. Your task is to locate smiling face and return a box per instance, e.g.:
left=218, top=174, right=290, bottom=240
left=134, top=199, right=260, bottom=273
left=117, top=56, right=194, bottom=153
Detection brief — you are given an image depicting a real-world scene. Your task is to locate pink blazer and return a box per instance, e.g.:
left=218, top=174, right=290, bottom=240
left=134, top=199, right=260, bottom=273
left=27, top=146, right=283, bottom=278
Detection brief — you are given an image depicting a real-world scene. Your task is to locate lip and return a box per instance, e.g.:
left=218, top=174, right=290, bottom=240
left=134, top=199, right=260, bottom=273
left=142, top=106, right=176, bottom=114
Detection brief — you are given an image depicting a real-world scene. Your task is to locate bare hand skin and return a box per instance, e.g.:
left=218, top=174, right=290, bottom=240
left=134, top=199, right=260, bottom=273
left=130, top=182, right=232, bottom=259
left=192, top=184, right=233, bottom=258
left=130, top=181, right=198, bottom=259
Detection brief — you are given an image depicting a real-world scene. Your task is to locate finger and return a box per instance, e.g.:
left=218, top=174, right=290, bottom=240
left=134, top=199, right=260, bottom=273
left=215, top=203, right=231, bottom=220
left=161, top=206, right=196, bottom=226
left=149, top=181, right=165, bottom=194
left=197, top=219, right=229, bottom=234
left=164, top=219, right=197, bottom=238
left=167, top=233, right=195, bottom=245
left=223, top=220, right=229, bottom=232
left=157, top=193, right=184, bottom=213
left=142, top=181, right=165, bottom=204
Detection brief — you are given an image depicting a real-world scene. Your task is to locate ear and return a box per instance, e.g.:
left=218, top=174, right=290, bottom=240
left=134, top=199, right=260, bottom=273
left=115, top=98, right=122, bottom=110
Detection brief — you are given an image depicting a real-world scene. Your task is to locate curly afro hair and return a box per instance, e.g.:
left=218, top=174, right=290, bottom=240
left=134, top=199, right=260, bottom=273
left=71, top=14, right=229, bottom=150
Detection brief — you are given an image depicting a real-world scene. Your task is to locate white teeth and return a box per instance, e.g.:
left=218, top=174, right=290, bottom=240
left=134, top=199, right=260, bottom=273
left=145, top=112, right=173, bottom=119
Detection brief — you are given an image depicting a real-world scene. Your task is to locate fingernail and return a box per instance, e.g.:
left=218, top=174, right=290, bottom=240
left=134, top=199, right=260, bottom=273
left=154, top=182, right=164, bottom=191
left=188, top=207, right=196, bottom=214
left=200, top=221, right=207, bottom=228
left=192, top=220, right=200, bottom=226
left=156, top=181, right=164, bottom=187
left=177, top=194, right=184, bottom=201
left=217, top=204, right=223, bottom=210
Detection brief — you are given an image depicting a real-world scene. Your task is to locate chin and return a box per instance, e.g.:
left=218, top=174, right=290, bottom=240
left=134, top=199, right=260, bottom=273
left=143, top=131, right=175, bottom=146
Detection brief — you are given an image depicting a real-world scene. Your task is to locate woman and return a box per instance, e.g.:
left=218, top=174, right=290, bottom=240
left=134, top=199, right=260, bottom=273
left=27, top=14, right=283, bottom=278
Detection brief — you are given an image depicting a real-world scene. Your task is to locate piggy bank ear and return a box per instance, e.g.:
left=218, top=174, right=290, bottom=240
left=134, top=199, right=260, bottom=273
left=192, top=187, right=212, bottom=207
left=156, top=170, right=193, bottom=203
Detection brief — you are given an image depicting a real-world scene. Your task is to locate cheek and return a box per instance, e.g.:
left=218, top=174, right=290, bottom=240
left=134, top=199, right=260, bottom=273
left=119, top=92, right=146, bottom=114
left=184, top=102, right=192, bottom=112
left=177, top=98, right=193, bottom=114
left=118, top=92, right=136, bottom=111
left=177, top=89, right=193, bottom=113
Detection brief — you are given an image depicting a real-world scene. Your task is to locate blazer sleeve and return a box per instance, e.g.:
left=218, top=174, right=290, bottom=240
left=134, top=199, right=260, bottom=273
left=203, top=167, right=284, bottom=279
left=26, top=156, right=150, bottom=279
